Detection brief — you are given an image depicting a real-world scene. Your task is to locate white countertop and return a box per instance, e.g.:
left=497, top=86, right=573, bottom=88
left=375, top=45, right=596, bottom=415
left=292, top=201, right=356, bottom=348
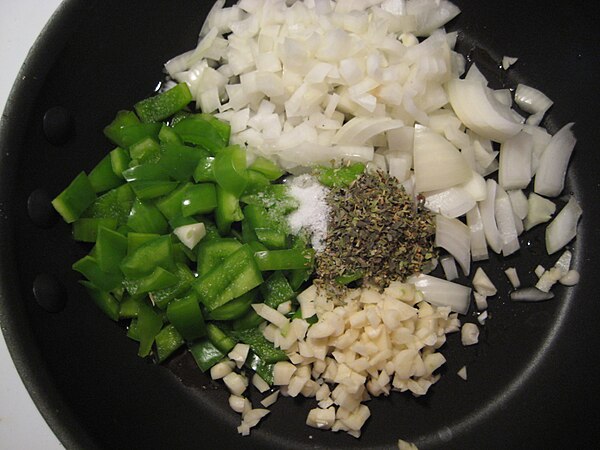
left=0, top=0, right=65, bottom=448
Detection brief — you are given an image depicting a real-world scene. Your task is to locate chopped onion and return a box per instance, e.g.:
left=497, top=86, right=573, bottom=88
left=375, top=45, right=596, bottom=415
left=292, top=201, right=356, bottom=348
left=502, top=56, right=518, bottom=70
left=524, top=192, right=556, bottom=231
left=424, top=187, right=476, bottom=218
left=479, top=179, right=503, bottom=254
left=495, top=185, right=520, bottom=256
left=560, top=270, right=580, bottom=286
left=447, top=79, right=523, bottom=143
left=498, top=131, right=533, bottom=190
left=408, top=274, right=471, bottom=314
left=440, top=255, right=459, bottom=281
left=457, top=365, right=468, bottom=380
left=515, top=83, right=553, bottom=115
left=510, top=287, right=554, bottom=302
left=413, top=125, right=472, bottom=192
left=466, top=205, right=489, bottom=261
left=534, top=123, right=576, bottom=197
left=461, top=323, right=479, bottom=346
left=473, top=292, right=488, bottom=310
left=435, top=215, right=471, bottom=276
left=545, top=196, right=582, bottom=255
left=504, top=267, right=521, bottom=289
left=507, top=189, right=528, bottom=220
left=472, top=267, right=497, bottom=296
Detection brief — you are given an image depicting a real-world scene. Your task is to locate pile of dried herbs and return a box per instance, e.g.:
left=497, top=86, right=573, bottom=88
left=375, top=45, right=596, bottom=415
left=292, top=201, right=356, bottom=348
left=316, top=170, right=436, bottom=290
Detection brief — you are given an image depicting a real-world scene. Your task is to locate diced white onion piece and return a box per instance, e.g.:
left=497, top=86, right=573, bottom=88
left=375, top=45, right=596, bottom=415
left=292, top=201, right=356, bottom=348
left=447, top=79, right=523, bottom=143
left=261, top=390, right=280, bottom=408
left=424, top=187, right=475, bottom=218
left=479, top=179, right=503, bottom=254
left=534, top=123, right=576, bottom=197
left=228, top=343, right=250, bottom=369
left=173, top=223, right=206, bottom=250
left=413, top=126, right=472, bottom=192
left=510, top=287, right=554, bottom=302
left=223, top=372, right=248, bottom=396
left=242, top=408, right=270, bottom=428
left=524, top=193, right=556, bottom=231
left=252, top=303, right=289, bottom=329
left=560, top=270, right=580, bottom=286
left=507, top=189, right=529, bottom=220
left=502, top=56, right=518, bottom=70
left=495, top=185, right=520, bottom=256
left=534, top=265, right=546, bottom=278
left=333, top=117, right=404, bottom=145
left=273, top=361, right=297, bottom=386
left=493, top=89, right=513, bottom=107
left=387, top=153, right=413, bottom=183
left=457, top=365, right=468, bottom=380
left=461, top=323, right=479, bottom=346
left=545, top=196, right=582, bottom=255
left=210, top=360, right=235, bottom=380
left=554, top=250, right=572, bottom=276
left=440, top=255, right=459, bottom=281
left=472, top=267, right=497, bottom=296
left=504, top=267, right=521, bottom=289
left=535, top=267, right=561, bottom=293
left=498, top=131, right=533, bottom=190
left=228, top=394, right=247, bottom=414
left=473, top=292, right=488, bottom=311
left=459, top=171, right=487, bottom=202
left=252, top=374, right=270, bottom=394
left=408, top=274, right=471, bottom=315
left=515, top=84, right=553, bottom=115
left=466, top=205, right=489, bottom=262
left=477, top=310, right=488, bottom=325
left=399, top=439, right=420, bottom=450
left=435, top=215, right=471, bottom=276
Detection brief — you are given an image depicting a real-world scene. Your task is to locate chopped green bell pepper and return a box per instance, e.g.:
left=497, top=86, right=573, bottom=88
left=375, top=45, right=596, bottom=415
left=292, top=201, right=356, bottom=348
left=166, top=292, right=207, bottom=340
left=155, top=324, right=185, bottom=363
left=95, top=226, right=127, bottom=273
left=79, top=280, right=120, bottom=321
left=254, top=248, right=315, bottom=271
left=207, top=289, right=256, bottom=321
left=212, top=145, right=248, bottom=197
left=249, top=156, right=284, bottom=181
left=134, top=82, right=192, bottom=123
left=181, top=183, right=217, bottom=216
left=88, top=154, right=123, bottom=194
left=196, top=237, right=242, bottom=277
left=206, top=323, right=237, bottom=354
left=136, top=301, right=163, bottom=357
left=52, top=172, right=97, bottom=223
left=158, top=142, right=209, bottom=181
left=231, top=327, right=287, bottom=363
left=127, top=198, right=168, bottom=234
left=73, top=255, right=123, bottom=292
left=189, top=339, right=225, bottom=372
left=72, top=217, right=117, bottom=243
left=120, top=234, right=174, bottom=279
left=260, top=271, right=296, bottom=309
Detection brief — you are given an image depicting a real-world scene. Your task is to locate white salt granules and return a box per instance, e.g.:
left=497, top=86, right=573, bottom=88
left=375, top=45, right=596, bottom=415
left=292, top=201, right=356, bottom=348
left=286, top=175, right=330, bottom=252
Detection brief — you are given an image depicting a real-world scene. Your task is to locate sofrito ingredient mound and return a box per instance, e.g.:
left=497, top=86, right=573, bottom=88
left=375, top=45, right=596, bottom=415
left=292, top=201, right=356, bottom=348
left=317, top=170, right=436, bottom=289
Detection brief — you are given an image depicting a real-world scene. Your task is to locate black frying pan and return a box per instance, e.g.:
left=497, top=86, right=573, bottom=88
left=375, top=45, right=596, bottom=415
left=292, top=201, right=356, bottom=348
left=1, top=1, right=600, bottom=448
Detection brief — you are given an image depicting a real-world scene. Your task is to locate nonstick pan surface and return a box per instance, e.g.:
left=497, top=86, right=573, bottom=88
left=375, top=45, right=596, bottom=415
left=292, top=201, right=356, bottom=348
left=1, top=1, right=599, bottom=448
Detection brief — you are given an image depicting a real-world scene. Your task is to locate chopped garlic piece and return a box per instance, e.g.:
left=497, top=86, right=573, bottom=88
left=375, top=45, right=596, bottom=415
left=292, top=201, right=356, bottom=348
left=457, top=366, right=468, bottom=380
left=461, top=323, right=480, bottom=346
left=472, top=267, right=497, bottom=296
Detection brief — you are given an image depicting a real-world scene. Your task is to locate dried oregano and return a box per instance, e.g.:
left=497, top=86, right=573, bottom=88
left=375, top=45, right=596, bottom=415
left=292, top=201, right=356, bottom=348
left=316, top=170, right=436, bottom=290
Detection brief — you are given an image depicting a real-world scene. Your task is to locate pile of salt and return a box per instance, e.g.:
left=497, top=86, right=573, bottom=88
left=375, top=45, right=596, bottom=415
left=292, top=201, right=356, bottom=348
left=286, top=175, right=330, bottom=252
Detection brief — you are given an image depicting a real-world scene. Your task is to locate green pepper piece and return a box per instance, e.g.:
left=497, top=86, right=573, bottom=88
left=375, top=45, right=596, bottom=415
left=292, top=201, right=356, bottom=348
left=196, top=113, right=231, bottom=144
left=158, top=142, right=209, bottom=181
left=79, top=280, right=120, bottom=321
left=172, top=116, right=227, bottom=153
left=188, top=339, right=225, bottom=372
left=52, top=172, right=96, bottom=223
left=150, top=263, right=195, bottom=309
left=254, top=248, right=315, bottom=271
left=122, top=163, right=170, bottom=182
left=196, top=238, right=243, bottom=277
left=232, top=309, right=265, bottom=331
left=121, top=234, right=174, bottom=278
left=127, top=319, right=140, bottom=341
left=110, top=147, right=131, bottom=179
left=95, top=226, right=128, bottom=273
left=317, top=162, right=365, bottom=188
left=155, top=182, right=192, bottom=221
left=82, top=183, right=135, bottom=226
left=134, top=83, right=193, bottom=123
left=73, top=255, right=123, bottom=292
left=88, top=154, right=124, bottom=194
left=136, top=301, right=163, bottom=357
left=260, top=271, right=296, bottom=309
left=243, top=204, right=288, bottom=249
left=249, top=156, right=284, bottom=181
left=231, top=327, right=287, bottom=363
left=104, top=115, right=161, bottom=148
left=212, top=145, right=248, bottom=197
left=215, top=186, right=243, bottom=235
left=123, top=267, right=179, bottom=296
left=193, top=155, right=216, bottom=182
left=245, top=351, right=275, bottom=385
left=72, top=217, right=118, bottom=242
left=127, top=198, right=168, bottom=234
left=288, top=268, right=312, bottom=291
left=207, top=289, right=256, bottom=321
left=243, top=170, right=271, bottom=195
left=119, top=295, right=143, bottom=319
left=129, top=137, right=161, bottom=164
left=155, top=324, right=184, bottom=363
left=181, top=183, right=217, bottom=217
left=158, top=124, right=182, bottom=145
left=126, top=232, right=160, bottom=254
left=166, top=292, right=207, bottom=340
left=130, top=180, right=179, bottom=200
left=194, top=244, right=263, bottom=311
left=206, top=323, right=237, bottom=354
